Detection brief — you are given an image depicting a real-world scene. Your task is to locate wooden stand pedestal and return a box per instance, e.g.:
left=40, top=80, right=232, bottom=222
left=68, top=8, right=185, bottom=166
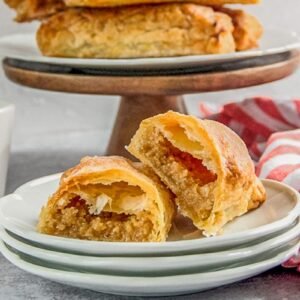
left=3, top=51, right=300, bottom=156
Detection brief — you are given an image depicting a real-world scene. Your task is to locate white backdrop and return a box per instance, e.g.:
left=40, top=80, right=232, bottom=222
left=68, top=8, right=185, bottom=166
left=0, top=0, right=299, bottom=154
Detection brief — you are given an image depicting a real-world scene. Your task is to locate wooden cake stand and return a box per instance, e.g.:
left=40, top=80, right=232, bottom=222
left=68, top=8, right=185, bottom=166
left=3, top=51, right=300, bottom=157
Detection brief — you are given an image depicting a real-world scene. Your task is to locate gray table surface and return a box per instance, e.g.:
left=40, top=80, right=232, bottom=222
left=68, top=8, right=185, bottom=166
left=0, top=150, right=300, bottom=300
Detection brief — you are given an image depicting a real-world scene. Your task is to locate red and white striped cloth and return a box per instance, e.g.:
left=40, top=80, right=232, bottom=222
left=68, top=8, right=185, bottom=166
left=198, top=97, right=300, bottom=271
left=199, top=97, right=300, bottom=191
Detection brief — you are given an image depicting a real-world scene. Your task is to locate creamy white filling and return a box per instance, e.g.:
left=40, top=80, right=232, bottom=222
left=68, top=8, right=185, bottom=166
left=89, top=194, right=112, bottom=215
left=118, top=194, right=148, bottom=212
left=87, top=193, right=148, bottom=215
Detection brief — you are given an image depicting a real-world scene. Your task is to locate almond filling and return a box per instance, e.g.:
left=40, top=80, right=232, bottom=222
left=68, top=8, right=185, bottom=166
left=40, top=182, right=155, bottom=242
left=140, top=130, right=218, bottom=221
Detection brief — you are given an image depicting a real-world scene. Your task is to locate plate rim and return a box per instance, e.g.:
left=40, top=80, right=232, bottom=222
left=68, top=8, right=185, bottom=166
left=0, top=174, right=299, bottom=255
left=0, top=29, right=300, bottom=69
left=1, top=218, right=299, bottom=272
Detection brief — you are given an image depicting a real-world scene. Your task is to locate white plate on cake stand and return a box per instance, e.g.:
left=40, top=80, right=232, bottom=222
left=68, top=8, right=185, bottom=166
left=0, top=174, right=299, bottom=256
left=0, top=29, right=299, bottom=70
left=0, top=239, right=299, bottom=296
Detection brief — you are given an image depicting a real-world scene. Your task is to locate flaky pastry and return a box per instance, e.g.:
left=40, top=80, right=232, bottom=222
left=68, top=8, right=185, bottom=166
left=65, top=0, right=260, bottom=8
left=217, top=7, right=263, bottom=50
left=127, top=111, right=266, bottom=236
left=5, top=0, right=65, bottom=22
left=38, top=156, right=175, bottom=242
left=36, top=4, right=236, bottom=58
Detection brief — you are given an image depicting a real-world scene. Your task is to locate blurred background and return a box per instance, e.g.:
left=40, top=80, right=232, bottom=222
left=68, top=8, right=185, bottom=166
left=0, top=0, right=299, bottom=162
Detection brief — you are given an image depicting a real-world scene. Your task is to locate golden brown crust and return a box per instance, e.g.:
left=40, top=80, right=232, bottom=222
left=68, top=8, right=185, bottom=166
left=36, top=4, right=236, bottom=59
left=37, top=156, right=175, bottom=242
left=127, top=111, right=266, bottom=236
left=5, top=0, right=65, bottom=22
left=65, top=0, right=261, bottom=8
left=216, top=7, right=263, bottom=50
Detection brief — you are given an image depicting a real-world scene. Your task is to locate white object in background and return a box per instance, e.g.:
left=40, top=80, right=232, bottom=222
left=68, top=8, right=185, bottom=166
left=0, top=100, right=14, bottom=197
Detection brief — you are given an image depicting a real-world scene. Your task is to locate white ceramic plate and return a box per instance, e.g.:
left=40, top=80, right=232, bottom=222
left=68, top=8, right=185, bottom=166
left=1, top=218, right=299, bottom=276
left=1, top=239, right=298, bottom=296
left=0, top=174, right=299, bottom=256
left=0, top=30, right=299, bottom=70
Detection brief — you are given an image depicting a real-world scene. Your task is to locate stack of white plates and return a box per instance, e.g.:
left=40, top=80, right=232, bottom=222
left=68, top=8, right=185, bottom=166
left=0, top=174, right=299, bottom=296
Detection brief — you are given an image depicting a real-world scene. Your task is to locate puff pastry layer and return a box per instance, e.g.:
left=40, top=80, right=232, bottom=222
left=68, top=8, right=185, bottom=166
left=65, top=0, right=260, bottom=8
left=36, top=4, right=236, bottom=58
left=127, top=111, right=266, bottom=236
left=217, top=7, right=263, bottom=50
left=5, top=0, right=65, bottom=22
left=37, top=156, right=175, bottom=242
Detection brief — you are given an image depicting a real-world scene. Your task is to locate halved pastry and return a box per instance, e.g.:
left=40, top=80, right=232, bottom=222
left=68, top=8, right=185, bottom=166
left=127, top=111, right=266, bottom=236
left=37, top=156, right=175, bottom=242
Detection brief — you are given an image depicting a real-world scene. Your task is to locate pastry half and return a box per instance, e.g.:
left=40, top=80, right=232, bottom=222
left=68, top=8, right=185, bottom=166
left=36, top=4, right=236, bottom=58
left=5, top=0, right=65, bottom=22
left=65, top=0, right=260, bottom=8
left=127, top=111, right=266, bottom=236
left=37, top=156, right=175, bottom=242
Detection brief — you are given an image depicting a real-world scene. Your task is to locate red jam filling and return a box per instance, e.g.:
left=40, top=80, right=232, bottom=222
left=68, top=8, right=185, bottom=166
left=169, top=144, right=217, bottom=185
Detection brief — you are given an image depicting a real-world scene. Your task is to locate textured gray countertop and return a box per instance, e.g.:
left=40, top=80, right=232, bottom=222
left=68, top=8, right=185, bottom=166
left=0, top=150, right=299, bottom=300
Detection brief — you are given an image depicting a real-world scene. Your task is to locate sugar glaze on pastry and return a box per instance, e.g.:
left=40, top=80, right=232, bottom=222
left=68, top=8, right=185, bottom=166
left=37, top=156, right=175, bottom=242
left=127, top=111, right=266, bottom=236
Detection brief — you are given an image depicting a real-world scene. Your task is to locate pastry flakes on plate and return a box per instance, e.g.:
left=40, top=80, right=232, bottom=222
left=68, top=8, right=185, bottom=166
left=36, top=4, right=236, bottom=58
left=37, top=156, right=175, bottom=242
left=127, top=111, right=266, bottom=236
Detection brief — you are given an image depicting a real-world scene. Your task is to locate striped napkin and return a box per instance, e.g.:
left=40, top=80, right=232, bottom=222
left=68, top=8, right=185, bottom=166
left=198, top=97, right=300, bottom=270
